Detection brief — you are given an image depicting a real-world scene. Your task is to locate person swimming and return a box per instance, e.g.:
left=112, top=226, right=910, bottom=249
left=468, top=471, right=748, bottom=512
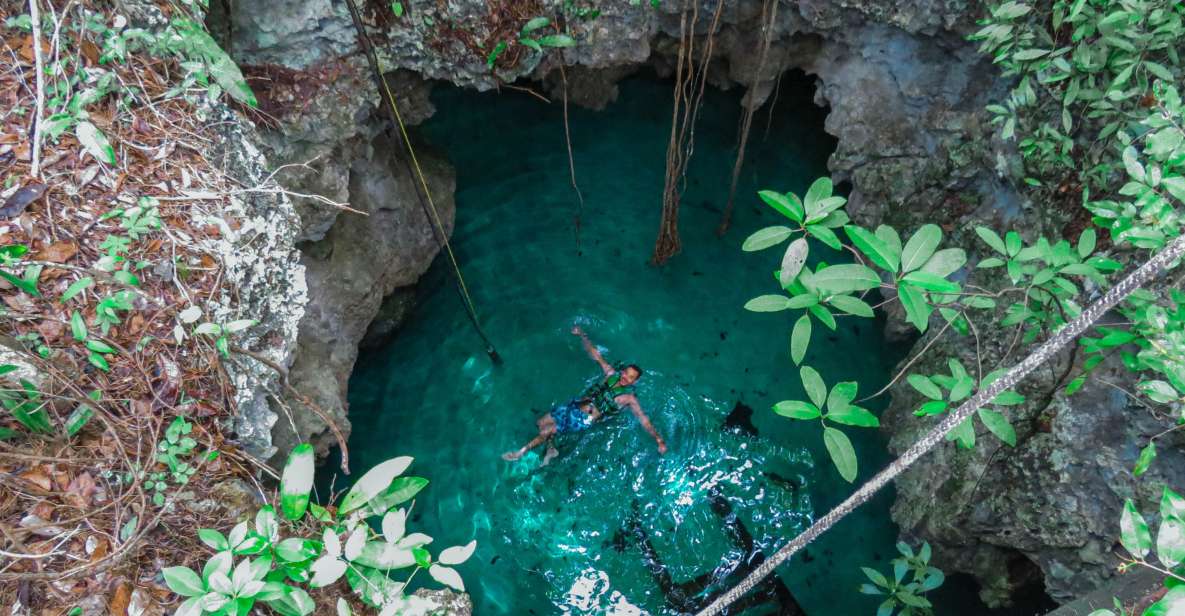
left=501, top=326, right=667, bottom=462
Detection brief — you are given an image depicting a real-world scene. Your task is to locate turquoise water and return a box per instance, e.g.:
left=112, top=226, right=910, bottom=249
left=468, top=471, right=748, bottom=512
left=346, top=75, right=907, bottom=614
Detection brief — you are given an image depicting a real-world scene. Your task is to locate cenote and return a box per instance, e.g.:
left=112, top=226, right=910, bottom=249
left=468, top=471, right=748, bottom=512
left=343, top=74, right=938, bottom=614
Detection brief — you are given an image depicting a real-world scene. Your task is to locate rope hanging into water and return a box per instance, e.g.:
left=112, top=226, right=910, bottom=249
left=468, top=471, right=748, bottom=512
left=696, top=233, right=1185, bottom=616
left=342, top=0, right=502, bottom=364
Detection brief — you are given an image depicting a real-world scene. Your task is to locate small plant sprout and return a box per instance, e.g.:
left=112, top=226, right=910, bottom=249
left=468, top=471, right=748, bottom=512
left=859, top=541, right=944, bottom=616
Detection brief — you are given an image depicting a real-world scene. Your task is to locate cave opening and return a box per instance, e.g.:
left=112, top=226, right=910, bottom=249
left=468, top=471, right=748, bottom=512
left=332, top=67, right=938, bottom=614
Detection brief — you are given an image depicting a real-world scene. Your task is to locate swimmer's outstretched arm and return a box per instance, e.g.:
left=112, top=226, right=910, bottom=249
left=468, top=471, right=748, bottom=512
left=572, top=325, right=614, bottom=376
left=622, top=394, right=667, bottom=455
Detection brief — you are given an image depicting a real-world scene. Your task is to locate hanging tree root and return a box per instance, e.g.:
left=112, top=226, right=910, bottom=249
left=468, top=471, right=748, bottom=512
left=717, top=0, right=777, bottom=235
left=653, top=0, right=725, bottom=264
left=558, top=56, right=586, bottom=255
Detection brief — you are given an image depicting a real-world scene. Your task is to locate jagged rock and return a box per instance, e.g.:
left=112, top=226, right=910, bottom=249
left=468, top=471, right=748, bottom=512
left=413, top=588, right=474, bottom=615
left=273, top=131, right=455, bottom=459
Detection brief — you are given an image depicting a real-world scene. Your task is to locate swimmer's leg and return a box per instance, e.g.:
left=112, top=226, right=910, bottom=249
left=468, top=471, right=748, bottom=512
left=541, top=438, right=560, bottom=466
left=502, top=414, right=558, bottom=461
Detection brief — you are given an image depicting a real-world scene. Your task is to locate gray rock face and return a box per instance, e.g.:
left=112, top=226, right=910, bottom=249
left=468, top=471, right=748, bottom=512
left=274, top=131, right=455, bottom=458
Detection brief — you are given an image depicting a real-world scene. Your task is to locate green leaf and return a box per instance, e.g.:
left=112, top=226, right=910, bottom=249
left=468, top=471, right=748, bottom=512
left=1004, top=231, right=1022, bottom=257
left=808, top=304, right=836, bottom=330
left=487, top=41, right=508, bottom=68
left=907, top=374, right=944, bottom=400
left=85, top=339, right=116, bottom=354
left=827, top=405, right=879, bottom=428
left=901, top=271, right=960, bottom=293
left=88, top=351, right=109, bottom=372
left=339, top=456, right=414, bottom=515
left=844, top=225, right=900, bottom=272
left=901, top=224, right=942, bottom=273
left=76, top=121, right=116, bottom=164
left=201, top=34, right=258, bottom=107
left=521, top=16, right=551, bottom=33
left=823, top=427, right=857, bottom=482
left=812, top=264, right=880, bottom=294
left=897, top=284, right=931, bottom=332
left=977, top=408, right=1016, bottom=446
left=779, top=238, right=809, bottom=287
left=828, top=295, right=874, bottom=318
left=391, top=1, right=404, bottom=17
left=60, top=277, right=93, bottom=302
left=806, top=225, right=842, bottom=250
left=826, top=382, right=857, bottom=414
left=920, top=248, right=967, bottom=278
left=773, top=400, right=821, bottom=420
left=1120, top=499, right=1151, bottom=559
left=519, top=38, right=543, bottom=52
left=946, top=417, right=975, bottom=448
left=790, top=314, right=811, bottom=365
left=1077, top=228, right=1096, bottom=259
left=198, top=529, right=230, bottom=552
left=744, top=295, right=793, bottom=312
left=538, top=34, right=576, bottom=48
left=280, top=444, right=315, bottom=521
left=64, top=404, right=93, bottom=437
left=757, top=190, right=804, bottom=222
left=786, top=294, right=819, bottom=309
left=802, top=177, right=834, bottom=218
left=368, top=476, right=429, bottom=514
left=875, top=225, right=902, bottom=258
left=1134, top=442, right=1157, bottom=477
left=163, top=566, right=205, bottom=597
left=0, top=269, right=40, bottom=296
left=800, top=366, right=827, bottom=408
left=742, top=226, right=793, bottom=251
left=1159, top=517, right=1185, bottom=569
left=70, top=311, right=87, bottom=341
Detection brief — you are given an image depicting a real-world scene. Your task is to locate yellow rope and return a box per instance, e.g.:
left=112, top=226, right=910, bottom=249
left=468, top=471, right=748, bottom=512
left=375, top=73, right=482, bottom=322
left=343, top=0, right=499, bottom=361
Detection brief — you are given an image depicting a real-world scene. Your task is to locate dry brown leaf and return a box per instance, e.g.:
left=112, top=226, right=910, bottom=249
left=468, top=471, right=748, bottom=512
left=65, top=472, right=96, bottom=508
left=108, top=580, right=132, bottom=616
left=35, top=240, right=78, bottom=263
left=20, top=468, right=53, bottom=491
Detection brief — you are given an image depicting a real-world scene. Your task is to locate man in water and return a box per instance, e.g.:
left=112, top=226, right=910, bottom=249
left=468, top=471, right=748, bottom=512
left=502, top=326, right=667, bottom=462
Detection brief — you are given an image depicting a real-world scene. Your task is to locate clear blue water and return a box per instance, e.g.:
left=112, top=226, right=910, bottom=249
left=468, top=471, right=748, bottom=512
left=345, top=75, right=910, bottom=614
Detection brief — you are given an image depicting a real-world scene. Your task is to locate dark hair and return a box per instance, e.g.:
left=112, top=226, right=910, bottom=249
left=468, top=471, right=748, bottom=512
left=624, top=364, right=643, bottom=377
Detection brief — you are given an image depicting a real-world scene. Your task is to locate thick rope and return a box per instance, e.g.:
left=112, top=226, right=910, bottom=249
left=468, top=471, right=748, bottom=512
left=696, top=233, right=1185, bottom=616
left=342, top=0, right=501, bottom=363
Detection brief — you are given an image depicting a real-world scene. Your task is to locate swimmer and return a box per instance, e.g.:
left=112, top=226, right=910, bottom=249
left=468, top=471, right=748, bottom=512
left=501, top=326, right=667, bottom=462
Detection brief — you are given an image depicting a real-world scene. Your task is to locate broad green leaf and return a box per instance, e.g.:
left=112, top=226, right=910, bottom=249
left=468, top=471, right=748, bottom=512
left=1077, top=228, right=1096, bottom=259
left=439, top=540, right=477, bottom=565
left=368, top=476, right=429, bottom=514
left=812, top=264, right=880, bottom=294
left=908, top=375, right=943, bottom=400
left=1119, top=499, right=1151, bottom=558
left=806, top=225, right=843, bottom=250
left=875, top=225, right=902, bottom=258
left=826, top=382, right=858, bottom=414
left=163, top=566, right=205, bottom=597
left=64, top=403, right=93, bottom=437
left=920, top=248, right=967, bottom=278
left=779, top=238, right=809, bottom=287
left=279, top=443, right=314, bottom=521
left=977, top=408, right=1016, bottom=446
left=800, top=366, right=827, bottom=408
left=823, top=427, right=857, bottom=482
left=844, top=225, right=899, bottom=272
left=1158, top=517, right=1185, bottom=568
left=758, top=190, right=804, bottom=222
left=70, top=311, right=87, bottom=341
left=521, top=16, right=551, bottom=33
left=773, top=400, right=820, bottom=420
left=200, top=32, right=258, bottom=107
left=901, top=225, right=942, bottom=273
left=802, top=177, right=834, bottom=217
left=790, top=314, right=811, bottom=365
left=742, top=226, right=793, bottom=252
left=827, top=405, right=879, bottom=427
left=60, top=277, right=93, bottom=302
left=828, top=295, right=874, bottom=318
left=744, top=295, right=792, bottom=312
left=76, top=121, right=116, bottom=164
left=809, top=304, right=836, bottom=330
left=339, top=455, right=414, bottom=515
left=1161, top=488, right=1185, bottom=521
left=786, top=294, right=819, bottom=309
left=429, top=564, right=465, bottom=592
left=901, top=271, right=960, bottom=293
left=897, top=284, right=931, bottom=332
left=352, top=541, right=416, bottom=570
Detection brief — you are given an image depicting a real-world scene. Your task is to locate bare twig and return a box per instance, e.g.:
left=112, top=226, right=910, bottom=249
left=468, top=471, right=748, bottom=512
left=28, top=0, right=46, bottom=179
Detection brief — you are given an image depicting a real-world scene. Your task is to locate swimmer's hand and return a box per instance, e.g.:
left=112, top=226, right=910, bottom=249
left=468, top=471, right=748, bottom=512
left=502, top=449, right=525, bottom=461
left=571, top=326, right=585, bottom=337
left=657, top=439, right=668, bottom=455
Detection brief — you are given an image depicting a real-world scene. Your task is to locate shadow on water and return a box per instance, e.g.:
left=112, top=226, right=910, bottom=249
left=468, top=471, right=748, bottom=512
left=329, top=70, right=1012, bottom=614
